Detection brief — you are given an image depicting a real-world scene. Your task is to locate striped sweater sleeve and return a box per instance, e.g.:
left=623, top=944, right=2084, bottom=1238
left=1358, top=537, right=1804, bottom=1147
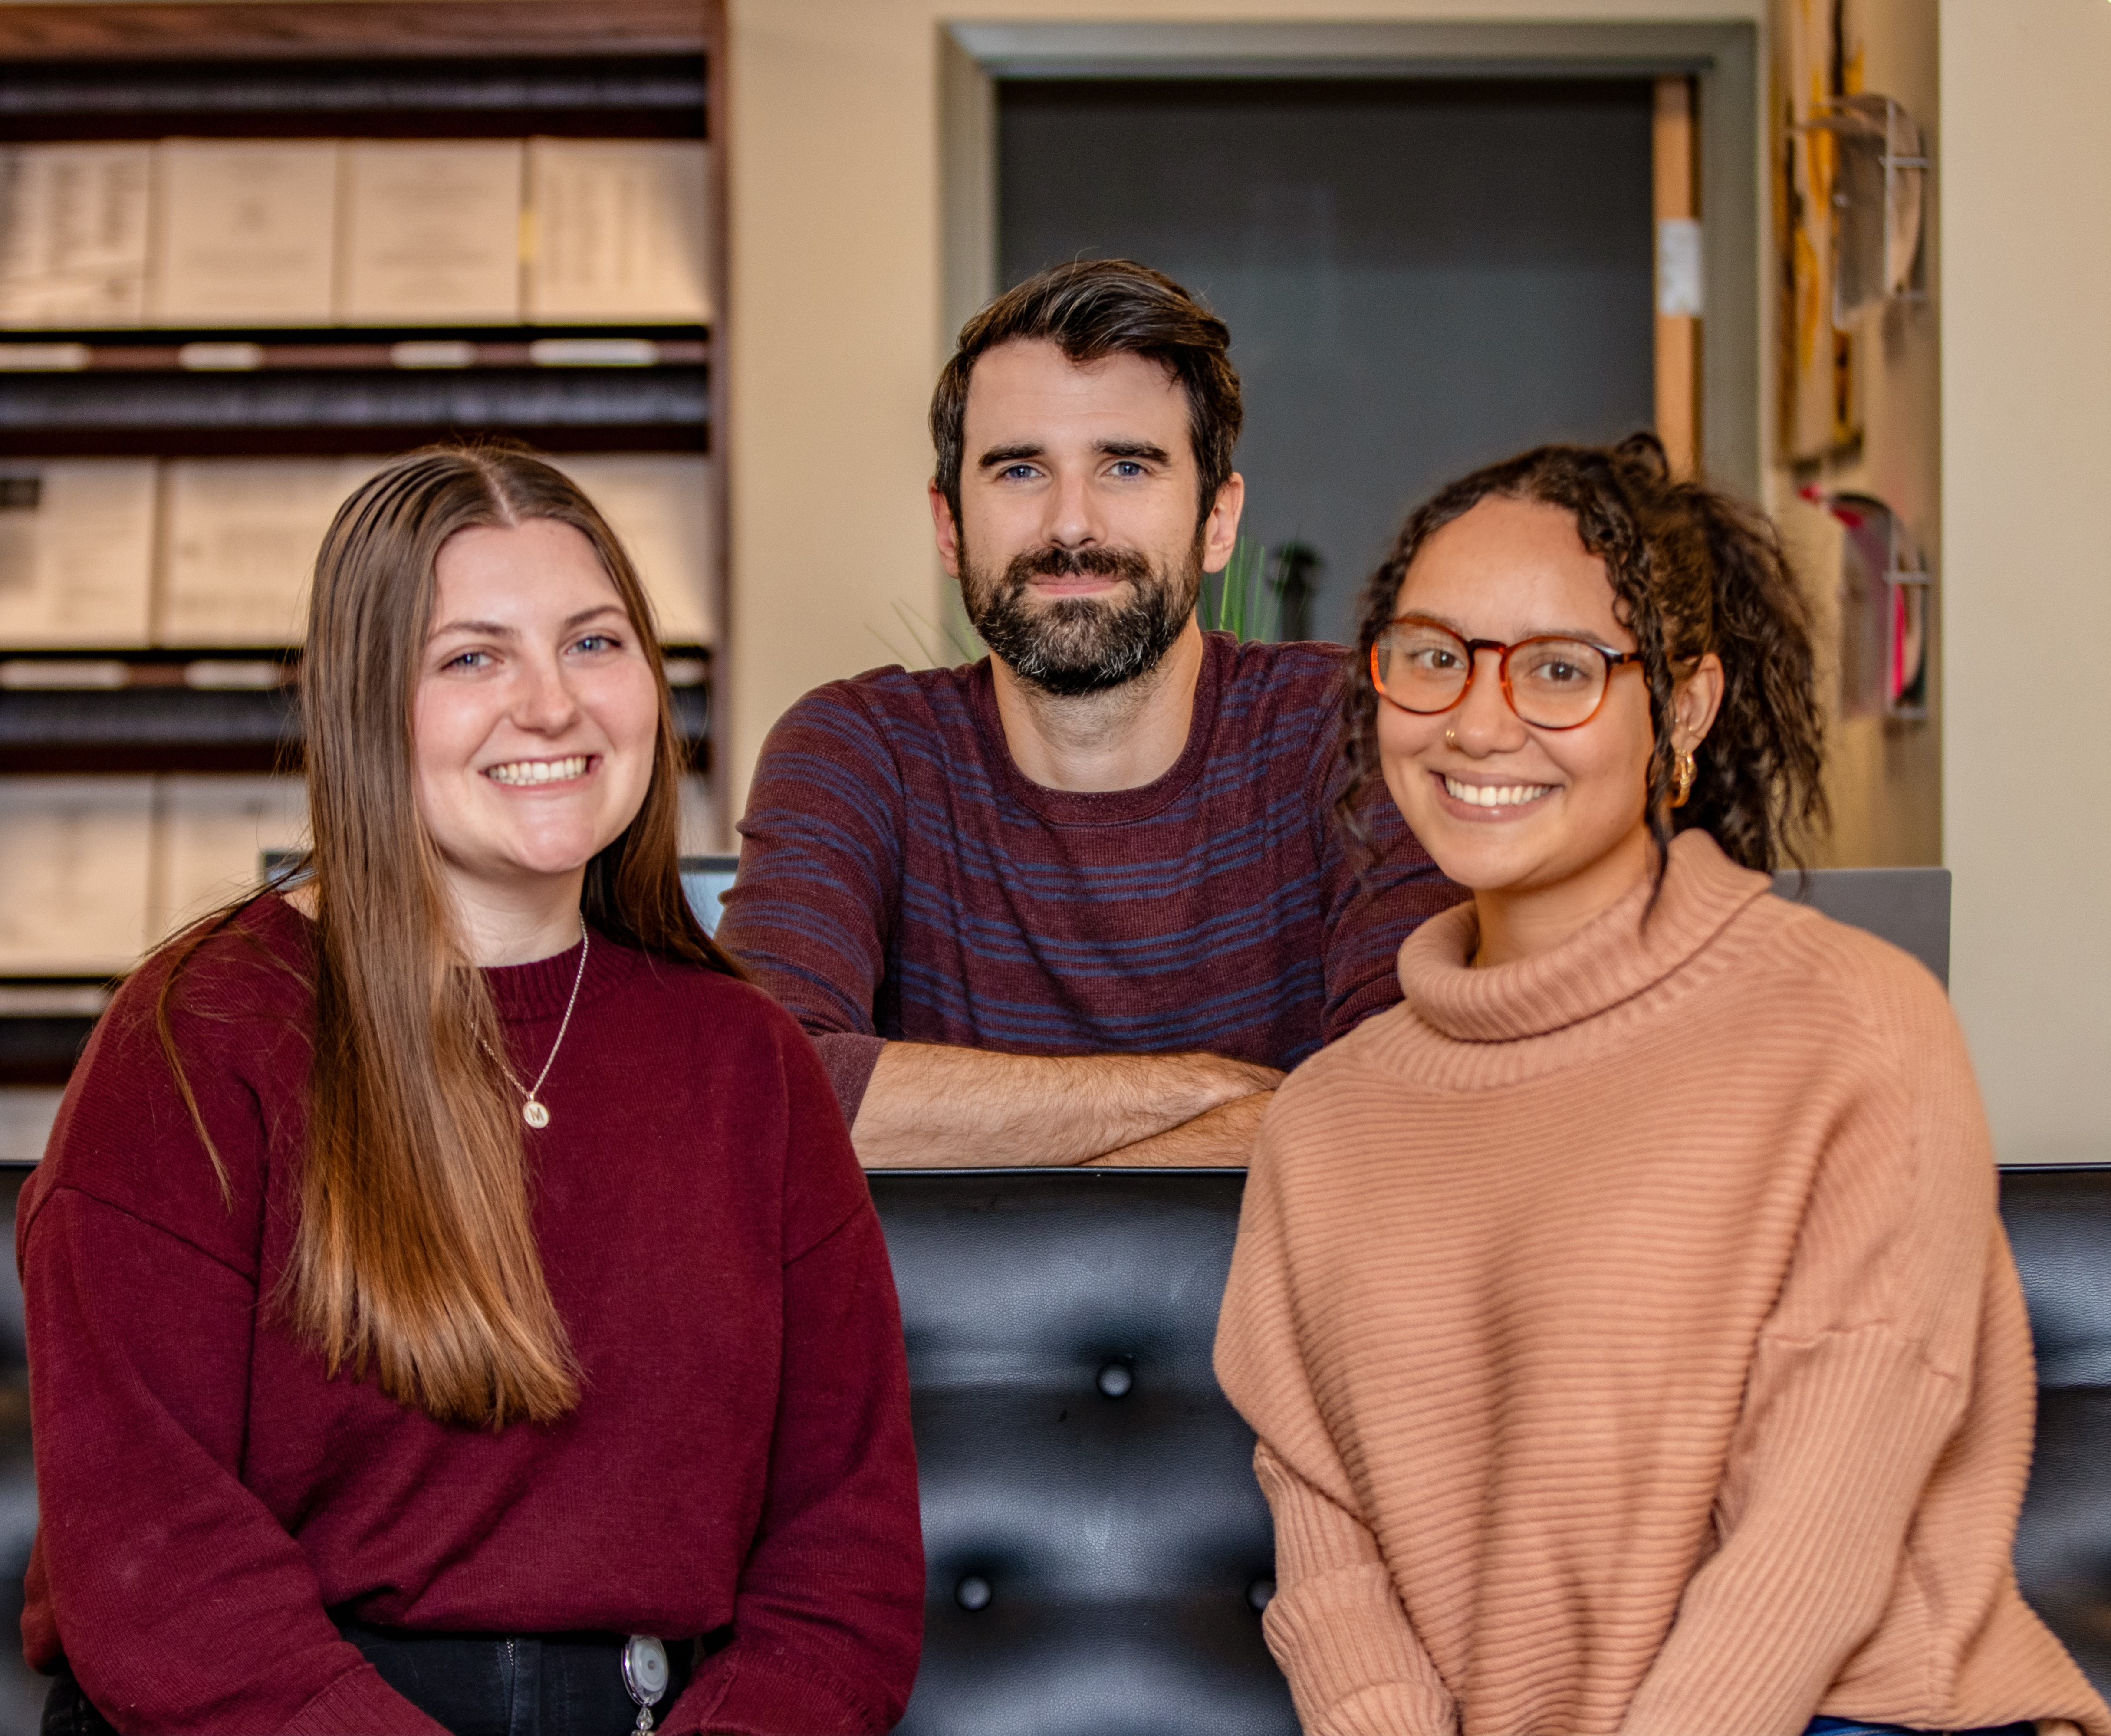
left=717, top=684, right=904, bottom=1120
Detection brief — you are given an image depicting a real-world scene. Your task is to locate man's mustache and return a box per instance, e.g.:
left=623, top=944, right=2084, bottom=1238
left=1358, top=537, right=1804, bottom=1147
left=1003, top=545, right=1154, bottom=587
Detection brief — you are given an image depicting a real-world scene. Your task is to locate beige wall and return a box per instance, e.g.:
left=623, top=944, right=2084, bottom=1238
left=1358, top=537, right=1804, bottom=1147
left=722, top=0, right=1767, bottom=824
left=1939, top=0, right=2111, bottom=1162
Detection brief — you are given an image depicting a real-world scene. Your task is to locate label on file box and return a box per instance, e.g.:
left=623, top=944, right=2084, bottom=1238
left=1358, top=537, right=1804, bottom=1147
left=0, top=776, right=156, bottom=976
left=0, top=144, right=152, bottom=329
left=0, top=459, right=157, bottom=648
left=339, top=141, right=525, bottom=326
left=151, top=140, right=340, bottom=327
left=157, top=457, right=381, bottom=647
left=526, top=140, right=710, bottom=325
left=152, top=774, right=309, bottom=942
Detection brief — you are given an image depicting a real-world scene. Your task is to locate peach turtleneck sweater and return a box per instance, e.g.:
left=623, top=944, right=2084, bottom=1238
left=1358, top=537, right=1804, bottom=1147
left=1215, top=830, right=2109, bottom=1736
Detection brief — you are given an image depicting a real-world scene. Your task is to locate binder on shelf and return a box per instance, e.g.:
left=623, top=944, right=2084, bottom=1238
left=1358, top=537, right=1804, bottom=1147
left=152, top=773, right=307, bottom=942
left=339, top=140, right=526, bottom=326
left=0, top=776, right=155, bottom=976
left=552, top=454, right=713, bottom=645
left=0, top=144, right=153, bottom=329
left=156, top=457, right=378, bottom=647
left=526, top=140, right=710, bottom=326
left=0, top=459, right=158, bottom=648
left=151, top=140, right=340, bottom=327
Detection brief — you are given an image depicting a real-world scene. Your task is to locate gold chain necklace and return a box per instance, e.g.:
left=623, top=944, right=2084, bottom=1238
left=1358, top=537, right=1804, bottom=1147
left=477, top=915, right=589, bottom=1130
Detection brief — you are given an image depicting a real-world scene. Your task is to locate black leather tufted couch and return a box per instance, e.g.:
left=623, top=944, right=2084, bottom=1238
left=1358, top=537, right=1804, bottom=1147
left=873, top=1164, right=2111, bottom=1736
left=875, top=1169, right=1286, bottom=1736
left=2006, top=1166, right=2111, bottom=1690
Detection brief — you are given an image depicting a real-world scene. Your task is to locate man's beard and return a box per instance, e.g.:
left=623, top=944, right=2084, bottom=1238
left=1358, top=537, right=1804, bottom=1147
left=961, top=538, right=1203, bottom=698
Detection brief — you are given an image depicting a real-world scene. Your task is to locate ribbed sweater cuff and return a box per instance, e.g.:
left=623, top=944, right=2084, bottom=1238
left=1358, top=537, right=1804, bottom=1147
left=282, top=1664, right=450, bottom=1735
left=1258, top=1453, right=1384, bottom=1577
left=1328, top=1680, right=1461, bottom=1736
left=1263, top=1567, right=1457, bottom=1735
left=1252, top=1446, right=1455, bottom=1732
left=671, top=1653, right=885, bottom=1735
left=1266, top=1478, right=1384, bottom=1579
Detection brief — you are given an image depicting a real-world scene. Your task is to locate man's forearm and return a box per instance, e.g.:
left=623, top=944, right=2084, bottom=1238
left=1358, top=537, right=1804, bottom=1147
left=851, top=1041, right=1282, bottom=1169
left=1082, top=1089, right=1275, bottom=1168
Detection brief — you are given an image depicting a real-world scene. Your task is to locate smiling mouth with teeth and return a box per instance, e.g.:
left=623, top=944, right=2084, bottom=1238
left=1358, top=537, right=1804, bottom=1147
left=1444, top=774, right=1555, bottom=808
left=485, top=755, right=592, bottom=787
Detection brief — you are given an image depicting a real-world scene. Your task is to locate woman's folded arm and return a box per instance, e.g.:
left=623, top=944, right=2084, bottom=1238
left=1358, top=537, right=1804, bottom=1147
left=1253, top=1442, right=1457, bottom=1736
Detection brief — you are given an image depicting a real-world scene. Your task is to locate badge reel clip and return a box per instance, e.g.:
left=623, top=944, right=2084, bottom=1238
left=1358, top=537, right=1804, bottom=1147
left=622, top=1635, right=670, bottom=1733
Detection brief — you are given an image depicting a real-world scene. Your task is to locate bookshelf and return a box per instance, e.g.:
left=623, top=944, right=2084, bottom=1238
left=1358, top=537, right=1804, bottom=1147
left=0, top=0, right=726, bottom=1115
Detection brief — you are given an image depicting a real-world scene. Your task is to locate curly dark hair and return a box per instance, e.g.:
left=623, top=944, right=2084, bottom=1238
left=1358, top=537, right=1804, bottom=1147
left=1339, top=434, right=1827, bottom=878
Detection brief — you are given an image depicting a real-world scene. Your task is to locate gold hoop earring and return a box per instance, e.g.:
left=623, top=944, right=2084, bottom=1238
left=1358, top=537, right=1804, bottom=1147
left=1671, top=748, right=1697, bottom=808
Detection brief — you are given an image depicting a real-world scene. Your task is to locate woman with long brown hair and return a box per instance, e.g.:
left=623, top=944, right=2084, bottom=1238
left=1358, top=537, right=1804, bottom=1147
left=1215, top=436, right=2108, bottom=1736
left=18, top=447, right=923, bottom=1734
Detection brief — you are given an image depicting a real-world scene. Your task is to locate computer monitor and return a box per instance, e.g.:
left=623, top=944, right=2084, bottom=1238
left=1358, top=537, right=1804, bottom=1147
left=680, top=854, right=740, bottom=937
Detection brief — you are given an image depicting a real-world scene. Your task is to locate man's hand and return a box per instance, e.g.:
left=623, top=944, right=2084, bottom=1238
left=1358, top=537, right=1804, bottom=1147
left=851, top=1042, right=1282, bottom=1169
left=1083, top=1088, right=1275, bottom=1167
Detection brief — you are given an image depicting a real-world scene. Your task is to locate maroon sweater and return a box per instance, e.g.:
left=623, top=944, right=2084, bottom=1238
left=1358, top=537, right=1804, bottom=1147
left=16, top=897, right=923, bottom=1735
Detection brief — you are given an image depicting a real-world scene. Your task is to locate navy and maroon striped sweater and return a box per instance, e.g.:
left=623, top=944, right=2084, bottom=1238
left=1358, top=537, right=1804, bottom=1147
left=717, top=632, right=1466, bottom=1121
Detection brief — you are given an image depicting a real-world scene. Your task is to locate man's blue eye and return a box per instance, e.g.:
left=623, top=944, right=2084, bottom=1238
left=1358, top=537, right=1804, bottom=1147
left=1111, top=461, right=1144, bottom=477
left=1001, top=464, right=1036, bottom=481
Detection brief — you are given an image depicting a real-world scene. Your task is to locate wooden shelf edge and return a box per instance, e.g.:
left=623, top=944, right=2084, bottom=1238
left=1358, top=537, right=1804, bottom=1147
left=0, top=2, right=711, bottom=63
left=0, top=336, right=710, bottom=371
left=0, top=426, right=712, bottom=460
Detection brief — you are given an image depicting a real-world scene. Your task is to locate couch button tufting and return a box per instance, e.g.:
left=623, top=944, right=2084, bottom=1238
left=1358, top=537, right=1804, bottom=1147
left=1246, top=1577, right=1275, bottom=1613
left=956, top=1575, right=992, bottom=1611
left=1096, top=1362, right=1133, bottom=1398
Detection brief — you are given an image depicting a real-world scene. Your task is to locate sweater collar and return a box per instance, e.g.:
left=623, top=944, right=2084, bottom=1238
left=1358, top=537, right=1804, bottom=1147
left=1398, top=830, right=1772, bottom=1043
left=254, top=893, right=641, bottom=1026
left=966, top=631, right=1230, bottom=826
left=483, top=923, right=639, bottom=1026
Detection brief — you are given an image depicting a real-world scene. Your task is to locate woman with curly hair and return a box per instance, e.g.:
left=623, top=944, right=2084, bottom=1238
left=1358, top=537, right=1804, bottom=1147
left=1215, top=436, right=2107, bottom=1736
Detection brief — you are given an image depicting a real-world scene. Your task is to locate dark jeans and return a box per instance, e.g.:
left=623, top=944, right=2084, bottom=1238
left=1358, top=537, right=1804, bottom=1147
left=43, top=1623, right=707, bottom=1736
left=1806, top=1719, right=2039, bottom=1736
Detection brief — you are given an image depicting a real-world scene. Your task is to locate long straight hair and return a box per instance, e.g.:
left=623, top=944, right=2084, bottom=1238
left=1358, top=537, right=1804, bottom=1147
left=159, top=444, right=741, bottom=1428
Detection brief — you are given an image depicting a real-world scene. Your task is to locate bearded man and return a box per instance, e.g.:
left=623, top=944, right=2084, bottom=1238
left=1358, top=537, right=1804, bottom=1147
left=717, top=259, right=1461, bottom=1166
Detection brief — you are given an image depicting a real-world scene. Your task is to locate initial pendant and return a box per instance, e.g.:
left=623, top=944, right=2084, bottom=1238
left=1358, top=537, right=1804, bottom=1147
left=522, top=1099, right=550, bottom=1129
